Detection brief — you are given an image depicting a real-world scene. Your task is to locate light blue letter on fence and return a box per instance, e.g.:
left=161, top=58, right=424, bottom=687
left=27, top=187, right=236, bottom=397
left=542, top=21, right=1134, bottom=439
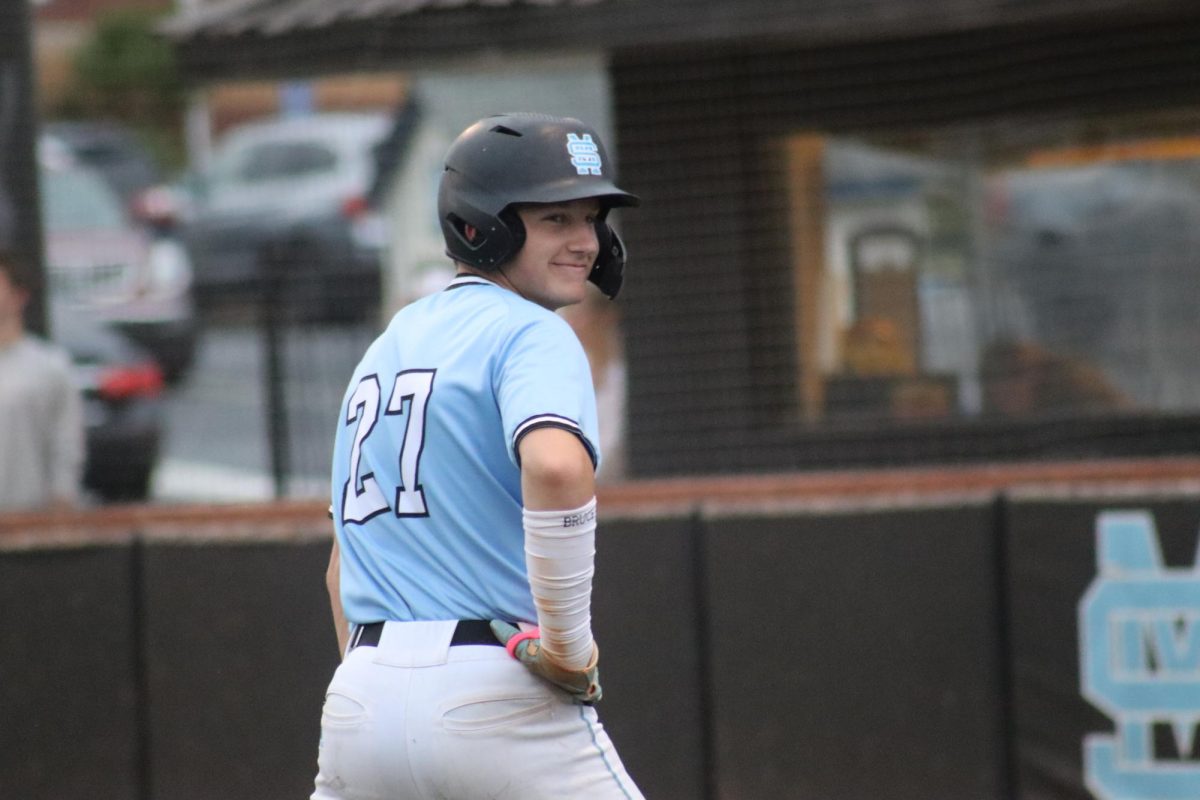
left=1079, top=510, right=1200, bottom=799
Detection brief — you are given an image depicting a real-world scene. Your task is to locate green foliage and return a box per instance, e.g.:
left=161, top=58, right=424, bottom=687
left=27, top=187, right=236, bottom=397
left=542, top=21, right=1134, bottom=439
left=58, top=9, right=185, bottom=169
left=72, top=8, right=182, bottom=112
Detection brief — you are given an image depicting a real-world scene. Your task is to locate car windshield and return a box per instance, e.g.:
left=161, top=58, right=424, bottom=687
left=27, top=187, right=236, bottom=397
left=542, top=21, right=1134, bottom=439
left=213, top=139, right=339, bottom=185
left=41, top=165, right=127, bottom=232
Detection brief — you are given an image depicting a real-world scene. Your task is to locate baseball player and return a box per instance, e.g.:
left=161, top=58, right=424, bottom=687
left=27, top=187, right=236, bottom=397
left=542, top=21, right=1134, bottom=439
left=311, top=113, right=644, bottom=799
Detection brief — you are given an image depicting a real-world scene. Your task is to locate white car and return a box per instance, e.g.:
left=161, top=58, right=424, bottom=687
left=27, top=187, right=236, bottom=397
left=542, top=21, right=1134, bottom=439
left=181, top=112, right=390, bottom=322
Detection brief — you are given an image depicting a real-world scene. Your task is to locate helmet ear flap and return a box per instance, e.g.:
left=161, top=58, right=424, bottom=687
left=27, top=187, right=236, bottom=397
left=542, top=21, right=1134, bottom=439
left=497, top=207, right=526, bottom=261
left=589, top=221, right=626, bottom=299
left=443, top=208, right=524, bottom=270
left=446, top=213, right=483, bottom=251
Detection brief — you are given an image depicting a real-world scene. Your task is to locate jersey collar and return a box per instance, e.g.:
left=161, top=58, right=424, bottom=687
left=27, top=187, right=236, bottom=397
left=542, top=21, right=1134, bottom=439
left=445, top=274, right=496, bottom=291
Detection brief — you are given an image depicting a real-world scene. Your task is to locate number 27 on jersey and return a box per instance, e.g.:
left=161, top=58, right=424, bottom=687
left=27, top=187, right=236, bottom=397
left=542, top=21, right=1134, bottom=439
left=340, top=369, right=436, bottom=525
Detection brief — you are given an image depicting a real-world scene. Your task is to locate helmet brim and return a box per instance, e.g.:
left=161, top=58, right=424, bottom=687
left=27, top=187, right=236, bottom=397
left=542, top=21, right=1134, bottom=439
left=509, top=178, right=640, bottom=210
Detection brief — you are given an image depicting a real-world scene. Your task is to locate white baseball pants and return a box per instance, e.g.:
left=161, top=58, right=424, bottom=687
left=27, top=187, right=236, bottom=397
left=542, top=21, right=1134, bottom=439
left=310, top=620, right=644, bottom=799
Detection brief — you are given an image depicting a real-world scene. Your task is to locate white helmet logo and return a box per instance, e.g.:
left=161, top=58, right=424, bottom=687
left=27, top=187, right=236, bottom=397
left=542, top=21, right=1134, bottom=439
left=566, top=133, right=602, bottom=176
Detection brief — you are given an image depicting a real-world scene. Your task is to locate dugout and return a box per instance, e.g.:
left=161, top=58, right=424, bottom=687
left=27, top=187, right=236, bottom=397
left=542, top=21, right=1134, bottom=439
left=164, top=0, right=1200, bottom=483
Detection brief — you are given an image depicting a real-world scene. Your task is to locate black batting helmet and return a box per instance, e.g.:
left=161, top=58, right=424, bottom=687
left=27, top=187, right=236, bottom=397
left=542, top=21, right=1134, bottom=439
left=438, top=112, right=639, bottom=298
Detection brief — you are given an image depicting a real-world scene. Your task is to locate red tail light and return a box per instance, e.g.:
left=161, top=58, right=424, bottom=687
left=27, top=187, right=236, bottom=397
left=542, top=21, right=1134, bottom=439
left=98, top=362, right=164, bottom=400
left=130, top=186, right=180, bottom=227
left=340, top=194, right=370, bottom=219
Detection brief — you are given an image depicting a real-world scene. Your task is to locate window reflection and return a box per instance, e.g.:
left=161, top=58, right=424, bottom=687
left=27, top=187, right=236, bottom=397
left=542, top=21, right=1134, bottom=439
left=785, top=126, right=1200, bottom=426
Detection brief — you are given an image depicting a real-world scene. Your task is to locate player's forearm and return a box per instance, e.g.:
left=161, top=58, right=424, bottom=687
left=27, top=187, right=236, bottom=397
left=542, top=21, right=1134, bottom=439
left=327, top=538, right=349, bottom=657
left=518, top=428, right=598, bottom=669
left=524, top=498, right=597, bottom=669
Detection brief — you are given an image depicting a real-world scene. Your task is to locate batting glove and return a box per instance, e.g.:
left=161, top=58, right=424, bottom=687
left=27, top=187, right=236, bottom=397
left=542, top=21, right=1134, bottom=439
left=489, top=621, right=603, bottom=704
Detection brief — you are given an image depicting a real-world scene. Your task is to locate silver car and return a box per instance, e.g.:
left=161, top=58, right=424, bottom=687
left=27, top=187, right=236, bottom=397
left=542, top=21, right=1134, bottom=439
left=40, top=136, right=197, bottom=382
left=181, top=112, right=390, bottom=322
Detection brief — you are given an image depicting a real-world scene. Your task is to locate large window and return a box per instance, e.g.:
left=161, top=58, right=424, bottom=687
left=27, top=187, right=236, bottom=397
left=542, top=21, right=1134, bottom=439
left=784, top=114, right=1200, bottom=428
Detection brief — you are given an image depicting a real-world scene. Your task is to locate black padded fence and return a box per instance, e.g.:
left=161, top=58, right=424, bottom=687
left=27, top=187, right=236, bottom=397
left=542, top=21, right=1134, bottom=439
left=702, top=505, right=1007, bottom=800
left=137, top=538, right=337, bottom=800
left=591, top=515, right=711, bottom=800
left=1003, top=497, right=1200, bottom=800
left=5, top=487, right=1200, bottom=799
left=0, top=542, right=141, bottom=800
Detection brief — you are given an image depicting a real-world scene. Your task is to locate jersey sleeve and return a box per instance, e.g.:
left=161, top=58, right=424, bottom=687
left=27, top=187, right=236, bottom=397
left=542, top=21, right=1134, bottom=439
left=496, top=313, right=600, bottom=469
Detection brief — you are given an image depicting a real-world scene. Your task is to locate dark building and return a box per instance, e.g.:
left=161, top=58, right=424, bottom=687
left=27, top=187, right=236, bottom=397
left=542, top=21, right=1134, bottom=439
left=165, top=0, right=1200, bottom=477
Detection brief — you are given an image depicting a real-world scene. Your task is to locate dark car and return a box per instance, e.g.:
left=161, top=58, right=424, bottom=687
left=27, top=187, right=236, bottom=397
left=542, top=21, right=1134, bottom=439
left=53, top=305, right=165, bottom=502
left=181, top=112, right=389, bottom=321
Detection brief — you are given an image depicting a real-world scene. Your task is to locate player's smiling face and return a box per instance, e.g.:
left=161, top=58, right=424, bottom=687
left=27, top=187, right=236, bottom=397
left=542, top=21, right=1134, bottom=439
left=502, top=199, right=601, bottom=311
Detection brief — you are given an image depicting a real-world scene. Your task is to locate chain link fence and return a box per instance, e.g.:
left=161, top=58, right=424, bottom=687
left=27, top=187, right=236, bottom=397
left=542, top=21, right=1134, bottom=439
left=8, top=3, right=1200, bottom=507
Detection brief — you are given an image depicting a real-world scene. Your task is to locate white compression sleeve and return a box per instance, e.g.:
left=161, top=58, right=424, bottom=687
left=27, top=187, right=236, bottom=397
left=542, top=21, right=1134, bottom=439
left=523, top=497, right=597, bottom=671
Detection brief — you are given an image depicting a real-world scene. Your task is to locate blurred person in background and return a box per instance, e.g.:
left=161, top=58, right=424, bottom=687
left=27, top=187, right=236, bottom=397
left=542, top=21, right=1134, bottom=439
left=980, top=339, right=1131, bottom=417
left=0, top=248, right=84, bottom=511
left=561, top=286, right=627, bottom=481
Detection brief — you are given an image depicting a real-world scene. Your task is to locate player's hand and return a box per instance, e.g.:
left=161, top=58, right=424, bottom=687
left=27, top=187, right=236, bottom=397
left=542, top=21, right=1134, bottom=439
left=489, top=621, right=602, bottom=704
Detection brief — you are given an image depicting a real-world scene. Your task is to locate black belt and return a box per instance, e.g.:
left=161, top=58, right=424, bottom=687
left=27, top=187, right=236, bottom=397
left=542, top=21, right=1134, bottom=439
left=351, top=619, right=501, bottom=650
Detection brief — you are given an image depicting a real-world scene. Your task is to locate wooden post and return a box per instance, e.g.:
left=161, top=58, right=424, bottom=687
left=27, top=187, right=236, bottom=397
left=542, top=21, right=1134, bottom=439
left=782, top=135, right=828, bottom=423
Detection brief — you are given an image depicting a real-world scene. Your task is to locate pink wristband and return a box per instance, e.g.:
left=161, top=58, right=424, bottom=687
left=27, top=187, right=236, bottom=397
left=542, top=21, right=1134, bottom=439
left=505, top=627, right=540, bottom=659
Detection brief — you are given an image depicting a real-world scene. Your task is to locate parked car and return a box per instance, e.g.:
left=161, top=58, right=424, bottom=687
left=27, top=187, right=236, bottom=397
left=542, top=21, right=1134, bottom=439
left=52, top=304, right=165, bottom=502
left=180, top=112, right=390, bottom=321
left=42, top=120, right=165, bottom=206
left=39, top=134, right=198, bottom=382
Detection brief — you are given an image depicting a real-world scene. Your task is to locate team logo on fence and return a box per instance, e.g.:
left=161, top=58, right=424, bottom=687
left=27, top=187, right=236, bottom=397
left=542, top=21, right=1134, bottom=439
left=566, top=133, right=602, bottom=176
left=1079, top=511, right=1200, bottom=799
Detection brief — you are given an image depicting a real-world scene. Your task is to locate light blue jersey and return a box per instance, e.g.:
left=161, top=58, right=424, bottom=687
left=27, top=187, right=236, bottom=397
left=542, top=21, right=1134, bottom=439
left=330, top=275, right=600, bottom=624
